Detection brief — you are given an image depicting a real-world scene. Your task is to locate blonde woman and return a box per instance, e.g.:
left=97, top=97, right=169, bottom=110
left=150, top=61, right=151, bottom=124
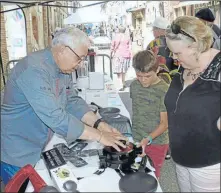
left=164, top=16, right=220, bottom=192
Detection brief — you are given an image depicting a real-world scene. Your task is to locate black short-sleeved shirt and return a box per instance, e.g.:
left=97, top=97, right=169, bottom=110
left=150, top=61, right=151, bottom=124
left=165, top=52, right=221, bottom=168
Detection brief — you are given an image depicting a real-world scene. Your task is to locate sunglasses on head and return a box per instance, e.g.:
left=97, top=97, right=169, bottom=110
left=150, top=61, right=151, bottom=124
left=171, top=23, right=196, bottom=41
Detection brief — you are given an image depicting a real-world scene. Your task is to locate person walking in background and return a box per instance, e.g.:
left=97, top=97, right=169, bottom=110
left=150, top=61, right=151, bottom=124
left=147, top=17, right=177, bottom=72
left=110, top=26, right=132, bottom=91
left=99, top=25, right=105, bottom=36
left=195, top=8, right=220, bottom=50
left=165, top=16, right=220, bottom=192
left=135, top=26, right=144, bottom=47
left=129, top=25, right=134, bottom=42
left=109, top=25, right=114, bottom=40
left=94, top=26, right=99, bottom=36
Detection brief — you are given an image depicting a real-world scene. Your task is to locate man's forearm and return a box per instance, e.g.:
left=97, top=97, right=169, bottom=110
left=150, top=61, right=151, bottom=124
left=149, top=122, right=168, bottom=140
left=81, top=111, right=99, bottom=127
left=81, top=111, right=113, bottom=133
left=79, top=124, right=101, bottom=141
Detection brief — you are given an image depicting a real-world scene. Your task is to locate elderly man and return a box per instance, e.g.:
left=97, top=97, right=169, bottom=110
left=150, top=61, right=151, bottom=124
left=147, top=17, right=177, bottom=71
left=1, top=27, right=126, bottom=185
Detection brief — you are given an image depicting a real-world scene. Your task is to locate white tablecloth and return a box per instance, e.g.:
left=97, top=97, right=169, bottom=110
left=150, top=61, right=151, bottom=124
left=26, top=75, right=163, bottom=192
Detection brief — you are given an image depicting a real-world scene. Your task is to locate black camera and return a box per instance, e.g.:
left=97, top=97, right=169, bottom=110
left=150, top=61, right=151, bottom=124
left=99, top=142, right=150, bottom=174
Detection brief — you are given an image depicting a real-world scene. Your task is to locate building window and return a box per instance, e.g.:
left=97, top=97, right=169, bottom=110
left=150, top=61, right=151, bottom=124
left=182, top=7, right=186, bottom=16
left=175, top=8, right=178, bottom=18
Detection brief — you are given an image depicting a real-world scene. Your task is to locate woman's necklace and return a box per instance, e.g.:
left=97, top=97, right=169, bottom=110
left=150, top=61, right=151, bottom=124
left=186, top=70, right=203, bottom=81
left=186, top=51, right=212, bottom=81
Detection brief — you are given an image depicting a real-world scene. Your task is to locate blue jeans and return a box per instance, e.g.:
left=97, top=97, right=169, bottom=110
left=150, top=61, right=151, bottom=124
left=0, top=161, right=21, bottom=185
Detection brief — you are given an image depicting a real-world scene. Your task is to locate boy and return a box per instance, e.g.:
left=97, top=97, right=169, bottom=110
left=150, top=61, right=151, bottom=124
left=130, top=50, right=169, bottom=179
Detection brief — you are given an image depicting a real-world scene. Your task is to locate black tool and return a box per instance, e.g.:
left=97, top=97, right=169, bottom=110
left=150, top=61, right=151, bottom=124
left=70, top=142, right=88, bottom=153
left=90, top=102, right=102, bottom=109
left=90, top=102, right=120, bottom=118
left=53, top=143, right=77, bottom=158
left=68, top=157, right=88, bottom=168
left=100, top=142, right=144, bottom=172
left=63, top=180, right=78, bottom=192
left=119, top=172, right=158, bottom=192
left=98, top=107, right=120, bottom=118
left=102, top=114, right=132, bottom=134
left=78, top=149, right=98, bottom=157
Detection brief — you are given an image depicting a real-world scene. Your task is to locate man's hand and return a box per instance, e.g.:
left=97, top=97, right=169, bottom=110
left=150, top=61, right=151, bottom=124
left=79, top=125, right=126, bottom=152
left=98, top=122, right=121, bottom=134
left=99, top=131, right=127, bottom=151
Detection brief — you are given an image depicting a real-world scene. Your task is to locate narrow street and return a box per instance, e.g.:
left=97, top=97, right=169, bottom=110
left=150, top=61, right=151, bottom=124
left=1, top=1, right=220, bottom=192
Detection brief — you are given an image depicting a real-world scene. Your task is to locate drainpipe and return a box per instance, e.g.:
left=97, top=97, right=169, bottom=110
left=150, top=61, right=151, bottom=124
left=0, top=53, right=6, bottom=86
left=47, top=2, right=50, bottom=42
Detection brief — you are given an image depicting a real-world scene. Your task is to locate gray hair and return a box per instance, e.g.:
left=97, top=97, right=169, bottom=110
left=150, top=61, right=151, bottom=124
left=52, top=27, right=90, bottom=49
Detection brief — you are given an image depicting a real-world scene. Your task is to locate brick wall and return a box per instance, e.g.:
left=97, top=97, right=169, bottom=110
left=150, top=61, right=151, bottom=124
left=24, top=8, right=33, bottom=53
left=43, top=6, right=49, bottom=47
left=0, top=6, right=9, bottom=90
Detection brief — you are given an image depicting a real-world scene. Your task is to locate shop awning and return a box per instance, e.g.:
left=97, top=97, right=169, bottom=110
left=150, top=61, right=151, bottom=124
left=126, top=5, right=146, bottom=13
left=63, top=4, right=108, bottom=25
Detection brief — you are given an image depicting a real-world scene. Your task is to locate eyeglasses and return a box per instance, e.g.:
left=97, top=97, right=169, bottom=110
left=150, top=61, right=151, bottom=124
left=171, top=23, right=195, bottom=41
left=65, top=46, right=86, bottom=61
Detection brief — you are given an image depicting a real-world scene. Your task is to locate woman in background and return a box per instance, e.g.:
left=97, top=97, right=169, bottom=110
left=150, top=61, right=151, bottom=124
left=111, top=26, right=132, bottom=91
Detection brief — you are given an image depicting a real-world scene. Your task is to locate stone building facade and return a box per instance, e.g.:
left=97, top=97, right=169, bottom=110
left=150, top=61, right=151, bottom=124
left=164, top=0, right=220, bottom=26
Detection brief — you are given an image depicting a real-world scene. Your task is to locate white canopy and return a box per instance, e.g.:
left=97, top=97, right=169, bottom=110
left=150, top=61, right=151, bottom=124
left=64, top=4, right=108, bottom=25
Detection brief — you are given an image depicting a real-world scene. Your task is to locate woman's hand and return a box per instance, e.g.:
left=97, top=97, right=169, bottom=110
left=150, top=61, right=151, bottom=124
left=98, top=131, right=127, bottom=151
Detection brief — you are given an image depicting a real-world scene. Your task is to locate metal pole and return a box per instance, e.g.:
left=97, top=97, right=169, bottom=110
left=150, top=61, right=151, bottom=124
left=80, top=1, right=111, bottom=8
left=1, top=1, right=32, bottom=5
left=102, top=56, right=105, bottom=74
left=0, top=1, right=54, bottom=13
left=96, top=54, right=113, bottom=79
left=41, top=4, right=77, bottom=9
left=0, top=54, right=6, bottom=85
left=47, top=2, right=50, bottom=42
left=1, top=1, right=110, bottom=14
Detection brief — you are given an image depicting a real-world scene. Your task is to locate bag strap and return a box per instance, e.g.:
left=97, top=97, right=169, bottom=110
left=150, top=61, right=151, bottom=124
left=113, top=34, right=123, bottom=54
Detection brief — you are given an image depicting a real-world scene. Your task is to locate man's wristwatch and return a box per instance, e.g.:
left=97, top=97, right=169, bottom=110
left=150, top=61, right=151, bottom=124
left=93, top=118, right=104, bottom=129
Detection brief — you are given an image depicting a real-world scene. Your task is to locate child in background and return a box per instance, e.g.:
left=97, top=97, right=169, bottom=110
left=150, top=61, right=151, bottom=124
left=130, top=50, right=169, bottom=179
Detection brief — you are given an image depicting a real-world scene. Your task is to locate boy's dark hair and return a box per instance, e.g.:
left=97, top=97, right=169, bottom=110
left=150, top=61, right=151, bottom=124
left=132, top=50, right=158, bottom=73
